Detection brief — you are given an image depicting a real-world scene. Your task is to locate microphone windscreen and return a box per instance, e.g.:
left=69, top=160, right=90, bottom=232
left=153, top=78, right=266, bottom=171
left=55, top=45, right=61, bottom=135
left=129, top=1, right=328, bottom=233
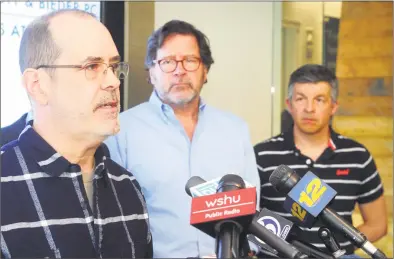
left=217, top=174, right=245, bottom=193
left=185, top=176, right=206, bottom=196
left=269, top=165, right=292, bottom=189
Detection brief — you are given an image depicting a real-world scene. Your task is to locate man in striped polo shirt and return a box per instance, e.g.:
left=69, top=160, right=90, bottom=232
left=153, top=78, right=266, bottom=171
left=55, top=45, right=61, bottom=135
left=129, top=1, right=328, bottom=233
left=1, top=10, right=152, bottom=258
left=254, top=64, right=387, bottom=256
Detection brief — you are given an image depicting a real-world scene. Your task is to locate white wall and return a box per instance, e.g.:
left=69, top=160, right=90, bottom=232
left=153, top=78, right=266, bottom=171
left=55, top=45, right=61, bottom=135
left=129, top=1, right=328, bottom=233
left=283, top=2, right=324, bottom=65
left=323, top=2, right=342, bottom=19
left=154, top=2, right=281, bottom=144
left=280, top=2, right=342, bottom=113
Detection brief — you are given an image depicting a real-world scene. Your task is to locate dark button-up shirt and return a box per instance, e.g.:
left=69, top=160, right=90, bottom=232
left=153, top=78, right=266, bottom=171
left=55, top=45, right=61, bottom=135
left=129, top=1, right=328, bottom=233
left=1, top=125, right=153, bottom=258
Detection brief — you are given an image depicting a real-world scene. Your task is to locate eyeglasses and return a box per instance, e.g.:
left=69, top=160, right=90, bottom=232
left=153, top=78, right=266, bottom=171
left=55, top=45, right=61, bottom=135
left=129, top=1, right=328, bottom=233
left=154, top=56, right=201, bottom=73
left=35, top=62, right=129, bottom=80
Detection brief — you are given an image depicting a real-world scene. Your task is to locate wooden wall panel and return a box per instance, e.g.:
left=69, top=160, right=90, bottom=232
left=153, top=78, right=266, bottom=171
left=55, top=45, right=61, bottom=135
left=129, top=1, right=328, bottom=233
left=338, top=16, right=392, bottom=40
left=337, top=37, right=392, bottom=59
left=341, top=2, right=393, bottom=19
left=333, top=116, right=393, bottom=137
left=338, top=77, right=393, bottom=97
left=336, top=57, right=392, bottom=78
left=333, top=2, right=391, bottom=256
left=336, top=96, right=392, bottom=116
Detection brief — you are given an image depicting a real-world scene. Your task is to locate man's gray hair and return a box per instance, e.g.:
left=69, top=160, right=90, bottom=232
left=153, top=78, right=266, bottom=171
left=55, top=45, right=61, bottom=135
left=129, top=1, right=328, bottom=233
left=287, top=64, right=339, bottom=102
left=19, top=9, right=97, bottom=75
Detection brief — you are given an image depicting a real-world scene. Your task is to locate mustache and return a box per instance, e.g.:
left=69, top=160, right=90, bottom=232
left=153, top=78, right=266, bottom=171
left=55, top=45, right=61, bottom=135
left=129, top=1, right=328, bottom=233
left=94, top=93, right=119, bottom=111
left=170, top=81, right=193, bottom=89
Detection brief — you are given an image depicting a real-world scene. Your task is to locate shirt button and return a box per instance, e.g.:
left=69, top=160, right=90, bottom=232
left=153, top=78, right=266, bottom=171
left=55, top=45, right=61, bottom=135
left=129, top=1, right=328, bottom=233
left=306, top=159, right=312, bottom=165
left=295, top=152, right=299, bottom=156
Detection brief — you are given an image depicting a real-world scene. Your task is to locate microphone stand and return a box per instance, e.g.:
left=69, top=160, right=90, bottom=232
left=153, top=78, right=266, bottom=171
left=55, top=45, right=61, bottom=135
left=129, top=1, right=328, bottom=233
left=215, top=220, right=243, bottom=258
left=290, top=239, right=336, bottom=259
left=318, top=227, right=346, bottom=258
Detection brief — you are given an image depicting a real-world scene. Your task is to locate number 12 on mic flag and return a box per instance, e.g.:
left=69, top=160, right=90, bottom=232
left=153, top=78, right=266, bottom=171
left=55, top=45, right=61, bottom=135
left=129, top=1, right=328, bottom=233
left=284, top=171, right=337, bottom=228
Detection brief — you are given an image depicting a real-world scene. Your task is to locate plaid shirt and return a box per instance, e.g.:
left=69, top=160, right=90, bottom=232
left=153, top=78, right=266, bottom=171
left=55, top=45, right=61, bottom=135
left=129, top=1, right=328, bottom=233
left=1, top=125, right=153, bottom=258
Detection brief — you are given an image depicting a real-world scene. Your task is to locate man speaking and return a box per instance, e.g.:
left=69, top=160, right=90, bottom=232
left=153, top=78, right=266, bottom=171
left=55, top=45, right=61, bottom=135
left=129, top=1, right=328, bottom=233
left=1, top=9, right=152, bottom=258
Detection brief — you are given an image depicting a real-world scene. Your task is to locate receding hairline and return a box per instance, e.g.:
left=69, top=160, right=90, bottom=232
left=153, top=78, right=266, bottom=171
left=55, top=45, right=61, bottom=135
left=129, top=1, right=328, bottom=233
left=45, top=9, right=98, bottom=32
left=19, top=9, right=101, bottom=74
left=44, top=9, right=97, bottom=22
left=46, top=10, right=109, bottom=59
left=32, top=9, right=98, bottom=42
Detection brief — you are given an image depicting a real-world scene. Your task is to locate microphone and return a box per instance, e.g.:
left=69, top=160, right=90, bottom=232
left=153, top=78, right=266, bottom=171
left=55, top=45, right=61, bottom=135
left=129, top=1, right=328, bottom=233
left=253, top=208, right=295, bottom=240
left=270, top=165, right=338, bottom=228
left=188, top=174, right=256, bottom=258
left=269, top=165, right=387, bottom=259
left=290, top=240, right=336, bottom=259
left=187, top=175, right=255, bottom=198
left=215, top=174, right=247, bottom=258
left=186, top=175, right=307, bottom=259
left=248, top=208, right=336, bottom=259
left=185, top=176, right=206, bottom=196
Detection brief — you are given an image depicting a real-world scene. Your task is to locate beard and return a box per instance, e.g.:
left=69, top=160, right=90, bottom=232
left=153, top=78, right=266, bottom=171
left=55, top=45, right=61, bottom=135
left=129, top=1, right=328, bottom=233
left=159, top=82, right=200, bottom=106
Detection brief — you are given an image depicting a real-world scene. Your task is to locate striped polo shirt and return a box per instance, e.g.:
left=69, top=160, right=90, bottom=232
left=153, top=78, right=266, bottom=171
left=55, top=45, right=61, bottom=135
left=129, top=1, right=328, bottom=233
left=254, top=127, right=384, bottom=254
left=1, top=125, right=153, bottom=258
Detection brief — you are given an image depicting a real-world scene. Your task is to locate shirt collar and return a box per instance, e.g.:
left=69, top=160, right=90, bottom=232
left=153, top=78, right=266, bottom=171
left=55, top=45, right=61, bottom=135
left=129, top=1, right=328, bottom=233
left=25, top=110, right=33, bottom=125
left=19, top=125, right=108, bottom=177
left=283, top=126, right=338, bottom=151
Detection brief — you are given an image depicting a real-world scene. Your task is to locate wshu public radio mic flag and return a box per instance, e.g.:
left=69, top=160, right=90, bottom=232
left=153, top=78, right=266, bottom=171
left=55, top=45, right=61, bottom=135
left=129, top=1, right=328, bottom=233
left=190, top=187, right=256, bottom=225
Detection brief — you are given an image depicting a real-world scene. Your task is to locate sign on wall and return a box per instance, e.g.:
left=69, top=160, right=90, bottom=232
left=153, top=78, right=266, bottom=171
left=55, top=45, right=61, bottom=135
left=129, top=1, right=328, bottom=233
left=1, top=1, right=101, bottom=127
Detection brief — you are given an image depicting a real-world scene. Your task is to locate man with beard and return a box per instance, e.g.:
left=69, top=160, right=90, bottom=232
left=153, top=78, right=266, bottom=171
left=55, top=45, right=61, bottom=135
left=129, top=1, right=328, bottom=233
left=1, top=9, right=152, bottom=258
left=254, top=64, right=387, bottom=257
left=105, top=20, right=260, bottom=258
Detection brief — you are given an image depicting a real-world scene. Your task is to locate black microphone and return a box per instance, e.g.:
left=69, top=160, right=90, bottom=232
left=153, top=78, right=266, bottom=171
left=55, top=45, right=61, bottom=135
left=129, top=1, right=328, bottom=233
left=290, top=240, right=336, bottom=259
left=215, top=174, right=246, bottom=258
left=247, top=207, right=297, bottom=256
left=248, top=211, right=307, bottom=259
left=248, top=208, right=336, bottom=259
left=187, top=174, right=256, bottom=258
left=269, top=165, right=387, bottom=259
left=185, top=175, right=307, bottom=259
left=185, top=176, right=206, bottom=196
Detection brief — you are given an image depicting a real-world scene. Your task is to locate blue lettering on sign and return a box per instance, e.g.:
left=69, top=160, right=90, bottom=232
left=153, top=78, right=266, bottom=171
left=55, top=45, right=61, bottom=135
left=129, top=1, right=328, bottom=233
left=90, top=4, right=97, bottom=14
left=84, top=3, right=97, bottom=13
left=50, top=1, right=57, bottom=11
left=10, top=25, right=26, bottom=37
left=11, top=25, right=20, bottom=37
left=66, top=1, right=72, bottom=9
left=20, top=25, right=26, bottom=35
left=39, top=1, right=81, bottom=11
left=25, top=0, right=33, bottom=8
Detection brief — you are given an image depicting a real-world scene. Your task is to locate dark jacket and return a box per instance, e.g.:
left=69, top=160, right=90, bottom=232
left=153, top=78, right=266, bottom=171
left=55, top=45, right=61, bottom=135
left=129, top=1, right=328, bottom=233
left=1, top=112, right=29, bottom=146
